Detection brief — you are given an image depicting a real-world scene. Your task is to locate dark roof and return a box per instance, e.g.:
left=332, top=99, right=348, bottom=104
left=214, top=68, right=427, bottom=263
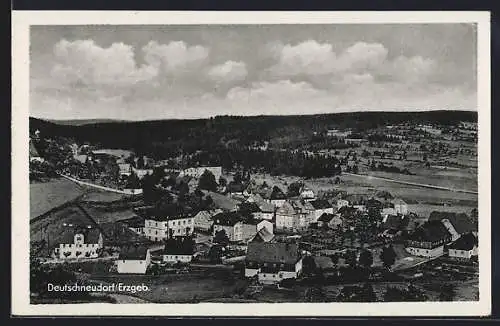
left=310, top=199, right=332, bottom=210
left=163, top=238, right=195, bottom=255
left=118, top=245, right=149, bottom=260
left=448, top=233, right=478, bottom=251
left=251, top=227, right=274, bottom=243
left=246, top=242, right=300, bottom=264
left=428, top=211, right=476, bottom=234
left=269, top=186, right=286, bottom=200
left=213, top=211, right=244, bottom=226
left=59, top=226, right=101, bottom=244
left=148, top=204, right=195, bottom=221
left=407, top=220, right=452, bottom=243
left=318, top=213, right=335, bottom=223
left=382, top=215, right=408, bottom=230
left=227, top=182, right=247, bottom=193
left=122, top=216, right=145, bottom=228
left=204, top=191, right=239, bottom=211
left=238, top=202, right=261, bottom=214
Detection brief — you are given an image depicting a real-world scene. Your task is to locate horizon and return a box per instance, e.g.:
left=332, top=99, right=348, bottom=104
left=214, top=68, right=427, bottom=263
left=30, top=108, right=477, bottom=123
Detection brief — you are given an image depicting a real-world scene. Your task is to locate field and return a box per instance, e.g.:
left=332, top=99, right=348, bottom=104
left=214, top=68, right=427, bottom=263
left=30, top=178, right=88, bottom=219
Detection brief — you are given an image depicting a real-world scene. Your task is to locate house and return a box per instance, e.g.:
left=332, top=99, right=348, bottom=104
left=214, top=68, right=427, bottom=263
left=265, top=186, right=287, bottom=208
left=299, top=187, right=316, bottom=201
left=381, top=207, right=397, bottom=218
left=392, top=199, right=408, bottom=215
left=250, top=227, right=275, bottom=243
left=241, top=219, right=274, bottom=241
left=344, top=138, right=368, bottom=146
left=379, top=214, right=408, bottom=238
left=405, top=220, right=453, bottom=258
left=212, top=211, right=244, bottom=242
left=205, top=191, right=239, bottom=212
left=326, top=129, right=352, bottom=139
left=29, top=139, right=44, bottom=163
left=289, top=199, right=315, bottom=229
left=116, top=245, right=151, bottom=274
left=428, top=211, right=477, bottom=240
left=309, top=199, right=334, bottom=222
left=275, top=202, right=296, bottom=231
left=193, top=209, right=221, bottom=232
left=447, top=233, right=478, bottom=260
left=118, top=163, right=132, bottom=177
left=179, top=166, right=222, bottom=182
left=122, top=216, right=145, bottom=235
left=54, top=226, right=104, bottom=259
left=144, top=207, right=195, bottom=242
left=227, top=182, right=247, bottom=196
left=337, top=199, right=349, bottom=209
left=317, top=213, right=343, bottom=229
left=257, top=201, right=275, bottom=220
left=245, top=242, right=303, bottom=284
left=162, top=238, right=195, bottom=264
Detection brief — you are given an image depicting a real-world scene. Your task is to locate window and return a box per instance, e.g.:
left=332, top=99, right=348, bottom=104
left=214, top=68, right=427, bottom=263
left=183, top=220, right=186, bottom=225
left=175, top=256, right=178, bottom=259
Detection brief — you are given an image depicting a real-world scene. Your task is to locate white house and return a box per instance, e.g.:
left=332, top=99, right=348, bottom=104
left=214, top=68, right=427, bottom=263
left=241, top=219, right=274, bottom=242
left=118, top=163, right=132, bottom=177
left=212, top=212, right=244, bottom=242
left=245, top=242, right=303, bottom=284
left=116, top=245, right=151, bottom=274
left=392, top=198, right=408, bottom=215
left=194, top=209, right=221, bottom=232
left=309, top=199, right=334, bottom=222
left=275, top=202, right=296, bottom=231
left=448, top=233, right=478, bottom=260
left=179, top=166, right=222, bottom=182
left=337, top=199, right=349, bottom=210
left=54, top=227, right=104, bottom=260
left=144, top=213, right=195, bottom=242
left=299, top=187, right=316, bottom=201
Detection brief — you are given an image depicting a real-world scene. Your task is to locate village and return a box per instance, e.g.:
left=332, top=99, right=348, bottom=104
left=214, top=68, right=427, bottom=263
left=29, top=118, right=479, bottom=303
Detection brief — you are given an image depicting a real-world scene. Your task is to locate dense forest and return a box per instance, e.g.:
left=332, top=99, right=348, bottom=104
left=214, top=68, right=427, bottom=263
left=30, top=111, right=477, bottom=161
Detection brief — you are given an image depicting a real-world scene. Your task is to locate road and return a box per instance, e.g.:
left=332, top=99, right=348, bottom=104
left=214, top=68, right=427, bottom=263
left=343, top=173, right=478, bottom=195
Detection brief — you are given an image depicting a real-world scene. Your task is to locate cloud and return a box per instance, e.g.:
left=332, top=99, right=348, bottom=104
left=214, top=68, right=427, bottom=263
left=267, top=40, right=436, bottom=85
left=142, top=40, right=209, bottom=73
left=51, top=39, right=157, bottom=87
left=207, top=60, right=248, bottom=84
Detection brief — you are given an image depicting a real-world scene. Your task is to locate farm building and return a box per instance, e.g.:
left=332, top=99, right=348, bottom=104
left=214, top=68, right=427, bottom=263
left=245, top=241, right=303, bottom=284
left=162, top=238, right=195, bottom=264
left=116, top=245, right=151, bottom=274
left=405, top=220, right=453, bottom=258
left=447, top=233, right=478, bottom=260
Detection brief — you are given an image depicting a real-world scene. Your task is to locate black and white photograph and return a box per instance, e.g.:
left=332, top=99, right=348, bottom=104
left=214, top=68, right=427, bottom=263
left=12, top=11, right=491, bottom=316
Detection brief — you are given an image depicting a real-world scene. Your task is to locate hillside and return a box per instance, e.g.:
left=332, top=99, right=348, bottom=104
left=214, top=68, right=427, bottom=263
left=30, top=111, right=477, bottom=159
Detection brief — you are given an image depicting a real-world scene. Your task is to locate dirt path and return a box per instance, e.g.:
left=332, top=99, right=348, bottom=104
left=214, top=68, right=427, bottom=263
left=343, top=173, right=478, bottom=195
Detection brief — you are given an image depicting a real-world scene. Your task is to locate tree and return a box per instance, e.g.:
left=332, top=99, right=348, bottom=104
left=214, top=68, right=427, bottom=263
left=380, top=245, right=397, bottom=270
left=330, top=253, right=339, bottom=267
left=287, top=182, right=303, bottom=198
left=336, top=284, right=376, bottom=302
left=302, top=256, right=317, bottom=275
left=198, top=170, right=218, bottom=192
left=359, top=249, right=374, bottom=269
left=218, top=176, right=227, bottom=188
left=126, top=171, right=141, bottom=189
left=178, top=181, right=190, bottom=197
left=213, top=230, right=229, bottom=246
left=345, top=250, right=357, bottom=268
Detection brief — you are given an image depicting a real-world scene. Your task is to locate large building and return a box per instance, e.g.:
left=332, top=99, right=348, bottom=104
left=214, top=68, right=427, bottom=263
left=143, top=208, right=195, bottom=242
left=245, top=242, right=303, bottom=284
left=405, top=220, right=453, bottom=258
left=54, top=226, right=103, bottom=260
left=448, top=233, right=478, bottom=260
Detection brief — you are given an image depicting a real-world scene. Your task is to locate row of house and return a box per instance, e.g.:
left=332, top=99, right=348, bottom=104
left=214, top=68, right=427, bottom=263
left=404, top=211, right=478, bottom=260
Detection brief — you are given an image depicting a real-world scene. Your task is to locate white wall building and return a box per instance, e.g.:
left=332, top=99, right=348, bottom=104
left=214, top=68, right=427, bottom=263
left=116, top=246, right=151, bottom=274
left=54, top=227, right=103, bottom=260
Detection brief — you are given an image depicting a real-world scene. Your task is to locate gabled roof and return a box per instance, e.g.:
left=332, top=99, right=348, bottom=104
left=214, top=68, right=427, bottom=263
left=238, top=202, right=261, bottom=214
left=205, top=191, right=239, bottom=211
left=317, top=213, right=335, bottom=223
left=428, top=211, right=476, bottom=234
left=59, top=226, right=102, bottom=244
left=381, top=215, right=407, bottom=230
left=258, top=201, right=275, bottom=213
left=393, top=198, right=407, bottom=205
left=448, top=233, right=478, bottom=251
left=267, top=186, right=286, bottom=200
left=407, top=220, right=452, bottom=243
left=250, top=227, right=274, bottom=243
left=246, top=242, right=300, bottom=264
left=118, top=245, right=149, bottom=260
left=213, top=211, right=243, bottom=226
left=163, top=238, right=195, bottom=255
left=310, top=199, right=332, bottom=210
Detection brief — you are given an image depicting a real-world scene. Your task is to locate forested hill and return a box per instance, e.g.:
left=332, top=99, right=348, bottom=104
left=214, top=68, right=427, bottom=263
left=30, top=110, right=477, bottom=158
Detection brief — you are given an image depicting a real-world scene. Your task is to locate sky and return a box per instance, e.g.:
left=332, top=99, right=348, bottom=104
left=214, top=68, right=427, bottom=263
left=30, top=24, right=477, bottom=120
